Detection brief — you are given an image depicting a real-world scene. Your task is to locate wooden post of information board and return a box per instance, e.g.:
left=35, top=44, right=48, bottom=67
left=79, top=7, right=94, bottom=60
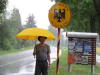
left=91, top=65, right=93, bottom=75
left=90, top=38, right=96, bottom=75
left=68, top=64, right=72, bottom=72
left=91, top=65, right=95, bottom=75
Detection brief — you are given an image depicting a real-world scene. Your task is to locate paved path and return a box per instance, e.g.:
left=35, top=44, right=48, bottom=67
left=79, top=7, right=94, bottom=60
left=96, top=55, right=100, bottom=63
left=1, top=46, right=100, bottom=75
left=0, top=46, right=60, bottom=75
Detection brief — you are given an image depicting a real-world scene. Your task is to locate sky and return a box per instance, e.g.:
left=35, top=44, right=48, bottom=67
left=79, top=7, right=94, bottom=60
left=7, top=0, right=55, bottom=29
left=7, top=0, right=66, bottom=36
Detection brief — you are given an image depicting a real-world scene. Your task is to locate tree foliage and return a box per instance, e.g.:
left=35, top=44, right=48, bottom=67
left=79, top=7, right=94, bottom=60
left=50, top=0, right=100, bottom=34
left=0, top=15, right=12, bottom=50
left=0, top=1, right=36, bottom=50
left=0, top=0, right=8, bottom=13
left=0, top=8, right=35, bottom=50
left=24, top=14, right=36, bottom=28
left=93, top=0, right=100, bottom=13
left=0, top=8, right=23, bottom=50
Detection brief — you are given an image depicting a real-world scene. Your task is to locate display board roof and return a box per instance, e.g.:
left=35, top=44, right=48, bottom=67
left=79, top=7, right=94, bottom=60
left=67, top=32, right=98, bottom=38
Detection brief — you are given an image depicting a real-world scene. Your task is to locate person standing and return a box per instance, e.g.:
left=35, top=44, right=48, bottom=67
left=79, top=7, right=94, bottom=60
left=33, top=36, right=51, bottom=75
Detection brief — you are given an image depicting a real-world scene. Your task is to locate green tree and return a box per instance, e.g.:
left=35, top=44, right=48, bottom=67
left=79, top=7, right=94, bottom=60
left=93, top=0, right=100, bottom=13
left=91, top=0, right=100, bottom=33
left=10, top=8, right=23, bottom=31
left=25, top=14, right=36, bottom=28
left=0, top=12, right=12, bottom=50
left=0, top=8, right=36, bottom=50
left=0, top=0, right=8, bottom=14
left=8, top=8, right=23, bottom=49
left=50, top=0, right=100, bottom=34
left=0, top=8, right=23, bottom=50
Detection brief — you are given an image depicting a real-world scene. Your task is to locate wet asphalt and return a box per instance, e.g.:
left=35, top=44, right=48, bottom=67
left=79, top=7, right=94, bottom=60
left=0, top=47, right=58, bottom=75
left=0, top=46, right=100, bottom=75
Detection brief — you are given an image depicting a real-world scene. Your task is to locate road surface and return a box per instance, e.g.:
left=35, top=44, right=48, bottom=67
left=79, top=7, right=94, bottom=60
left=0, top=46, right=100, bottom=75
left=0, top=46, right=59, bottom=75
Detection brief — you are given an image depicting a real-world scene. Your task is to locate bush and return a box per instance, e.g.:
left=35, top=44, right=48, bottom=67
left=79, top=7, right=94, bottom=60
left=2, top=38, right=13, bottom=50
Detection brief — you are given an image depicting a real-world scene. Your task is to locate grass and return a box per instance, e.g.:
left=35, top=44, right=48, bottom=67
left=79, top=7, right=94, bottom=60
left=48, top=47, right=100, bottom=75
left=96, top=47, right=100, bottom=55
left=0, top=46, right=33, bottom=55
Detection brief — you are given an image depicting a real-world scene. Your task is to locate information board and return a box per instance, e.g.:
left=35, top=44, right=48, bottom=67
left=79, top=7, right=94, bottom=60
left=68, top=37, right=96, bottom=65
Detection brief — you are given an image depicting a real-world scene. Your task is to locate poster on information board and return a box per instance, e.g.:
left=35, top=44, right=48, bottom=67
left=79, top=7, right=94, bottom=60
left=67, top=32, right=97, bottom=65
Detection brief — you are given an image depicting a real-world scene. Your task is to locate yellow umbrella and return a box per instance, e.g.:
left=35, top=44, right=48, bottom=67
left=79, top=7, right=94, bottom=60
left=16, top=28, right=56, bottom=40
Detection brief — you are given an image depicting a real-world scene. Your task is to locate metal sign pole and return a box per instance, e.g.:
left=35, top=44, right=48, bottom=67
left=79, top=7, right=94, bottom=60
left=48, top=3, right=71, bottom=75
left=56, top=28, right=61, bottom=75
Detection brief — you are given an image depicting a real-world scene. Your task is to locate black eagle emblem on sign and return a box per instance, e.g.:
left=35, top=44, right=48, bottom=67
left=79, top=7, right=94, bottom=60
left=54, top=9, right=65, bottom=22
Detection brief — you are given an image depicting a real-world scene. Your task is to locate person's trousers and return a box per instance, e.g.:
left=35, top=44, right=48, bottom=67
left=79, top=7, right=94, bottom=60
left=34, top=60, right=48, bottom=75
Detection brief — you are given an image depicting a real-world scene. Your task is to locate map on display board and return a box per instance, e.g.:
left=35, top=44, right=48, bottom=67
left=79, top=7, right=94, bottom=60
left=68, top=37, right=96, bottom=65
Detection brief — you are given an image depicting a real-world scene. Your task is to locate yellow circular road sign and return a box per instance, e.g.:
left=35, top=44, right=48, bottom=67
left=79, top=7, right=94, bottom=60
left=48, top=2, right=71, bottom=28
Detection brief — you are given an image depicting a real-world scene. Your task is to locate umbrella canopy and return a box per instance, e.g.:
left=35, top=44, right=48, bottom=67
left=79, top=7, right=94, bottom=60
left=16, top=28, right=56, bottom=40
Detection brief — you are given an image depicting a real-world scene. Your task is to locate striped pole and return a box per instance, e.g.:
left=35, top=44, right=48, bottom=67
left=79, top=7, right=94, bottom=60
left=56, top=28, right=61, bottom=75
